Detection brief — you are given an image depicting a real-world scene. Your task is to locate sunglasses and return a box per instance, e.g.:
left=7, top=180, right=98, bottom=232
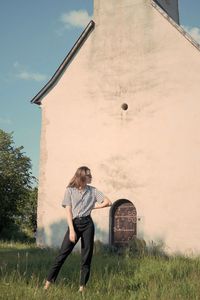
left=85, top=174, right=92, bottom=178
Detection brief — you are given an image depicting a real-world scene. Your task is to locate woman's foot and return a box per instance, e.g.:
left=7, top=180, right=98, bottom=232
left=79, top=285, right=85, bottom=293
left=44, top=280, right=51, bottom=290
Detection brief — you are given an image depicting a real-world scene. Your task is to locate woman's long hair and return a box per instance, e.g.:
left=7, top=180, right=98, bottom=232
left=67, top=166, right=91, bottom=189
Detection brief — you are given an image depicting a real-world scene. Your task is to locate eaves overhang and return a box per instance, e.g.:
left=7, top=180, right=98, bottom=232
left=31, top=20, right=95, bottom=105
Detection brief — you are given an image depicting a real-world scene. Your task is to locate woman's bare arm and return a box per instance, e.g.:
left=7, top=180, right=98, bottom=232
left=93, top=197, right=112, bottom=209
left=66, top=206, right=76, bottom=243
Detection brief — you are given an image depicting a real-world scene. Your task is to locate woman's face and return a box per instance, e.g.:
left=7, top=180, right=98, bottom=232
left=85, top=170, right=92, bottom=184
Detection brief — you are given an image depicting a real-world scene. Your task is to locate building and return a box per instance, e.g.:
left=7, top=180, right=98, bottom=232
left=32, top=0, right=200, bottom=254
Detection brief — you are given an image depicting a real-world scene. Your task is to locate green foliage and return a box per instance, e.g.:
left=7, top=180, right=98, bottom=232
left=0, top=129, right=37, bottom=239
left=15, top=187, right=38, bottom=235
left=124, top=237, right=147, bottom=257
left=94, top=238, right=164, bottom=259
left=93, top=240, right=117, bottom=255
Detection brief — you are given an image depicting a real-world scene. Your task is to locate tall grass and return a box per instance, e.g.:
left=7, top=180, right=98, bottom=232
left=0, top=241, right=200, bottom=299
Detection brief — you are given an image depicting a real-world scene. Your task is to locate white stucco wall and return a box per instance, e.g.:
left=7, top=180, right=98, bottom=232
left=37, top=0, right=200, bottom=255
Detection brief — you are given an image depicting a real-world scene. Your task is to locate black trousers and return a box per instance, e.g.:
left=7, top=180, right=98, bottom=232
left=46, top=215, right=95, bottom=286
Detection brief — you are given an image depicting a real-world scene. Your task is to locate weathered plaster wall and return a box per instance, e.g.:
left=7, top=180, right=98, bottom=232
left=37, top=0, right=200, bottom=254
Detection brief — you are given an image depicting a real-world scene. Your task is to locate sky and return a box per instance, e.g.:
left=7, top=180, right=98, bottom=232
left=1, top=0, right=200, bottom=180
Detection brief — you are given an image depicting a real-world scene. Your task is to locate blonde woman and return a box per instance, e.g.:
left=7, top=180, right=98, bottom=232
left=44, top=166, right=112, bottom=292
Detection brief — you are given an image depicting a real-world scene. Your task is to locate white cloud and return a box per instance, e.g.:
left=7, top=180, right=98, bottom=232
left=60, top=10, right=92, bottom=29
left=182, top=26, right=200, bottom=44
left=16, top=71, right=47, bottom=82
left=13, top=62, right=48, bottom=82
left=0, top=117, right=12, bottom=125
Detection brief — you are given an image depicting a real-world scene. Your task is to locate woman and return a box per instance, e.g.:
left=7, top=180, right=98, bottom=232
left=44, top=166, right=112, bottom=292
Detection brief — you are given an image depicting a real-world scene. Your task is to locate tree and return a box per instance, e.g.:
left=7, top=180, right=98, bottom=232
left=0, top=129, right=36, bottom=236
left=16, top=187, right=38, bottom=235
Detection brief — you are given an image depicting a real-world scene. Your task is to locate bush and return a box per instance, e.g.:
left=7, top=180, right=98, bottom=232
left=94, top=238, right=169, bottom=259
left=125, top=237, right=147, bottom=257
left=0, top=223, right=35, bottom=242
left=147, top=240, right=168, bottom=258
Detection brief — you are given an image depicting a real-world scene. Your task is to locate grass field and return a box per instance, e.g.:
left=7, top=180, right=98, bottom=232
left=0, top=241, right=200, bottom=300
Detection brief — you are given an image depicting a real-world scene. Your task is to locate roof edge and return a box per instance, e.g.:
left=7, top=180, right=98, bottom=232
left=31, top=20, right=95, bottom=105
left=151, top=1, right=200, bottom=53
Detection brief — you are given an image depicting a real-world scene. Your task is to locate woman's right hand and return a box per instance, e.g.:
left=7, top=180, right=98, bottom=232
left=69, top=229, right=77, bottom=243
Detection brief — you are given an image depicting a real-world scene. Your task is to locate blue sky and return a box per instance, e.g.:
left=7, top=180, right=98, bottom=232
left=1, top=0, right=200, bottom=179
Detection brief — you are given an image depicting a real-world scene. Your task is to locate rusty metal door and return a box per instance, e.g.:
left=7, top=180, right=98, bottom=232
left=111, top=200, right=137, bottom=247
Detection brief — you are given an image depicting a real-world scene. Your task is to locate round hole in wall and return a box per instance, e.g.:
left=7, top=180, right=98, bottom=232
left=121, top=103, right=128, bottom=111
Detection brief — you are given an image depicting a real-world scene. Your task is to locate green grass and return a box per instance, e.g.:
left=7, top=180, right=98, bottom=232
left=0, top=241, right=200, bottom=299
